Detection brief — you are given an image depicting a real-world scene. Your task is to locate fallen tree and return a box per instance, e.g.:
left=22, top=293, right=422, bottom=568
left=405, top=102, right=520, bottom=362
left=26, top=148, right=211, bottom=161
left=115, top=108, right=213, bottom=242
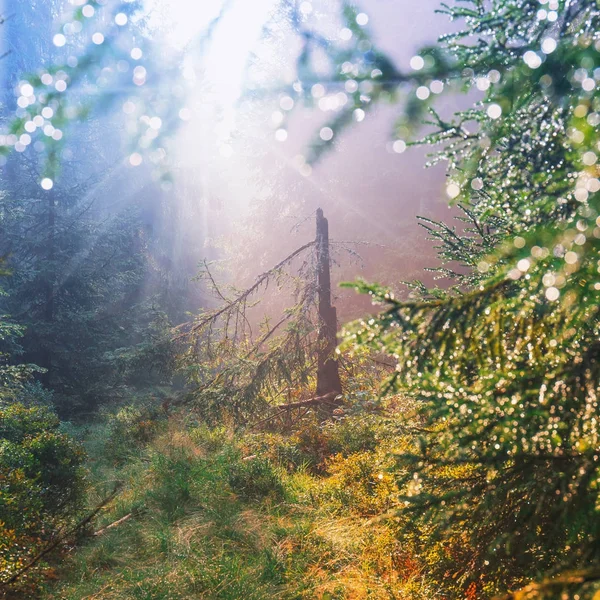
left=176, top=209, right=344, bottom=426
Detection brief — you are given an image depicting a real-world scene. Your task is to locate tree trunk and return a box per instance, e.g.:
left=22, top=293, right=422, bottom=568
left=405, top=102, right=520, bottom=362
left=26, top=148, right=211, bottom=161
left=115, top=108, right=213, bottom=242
left=42, top=188, right=55, bottom=385
left=315, top=208, right=342, bottom=400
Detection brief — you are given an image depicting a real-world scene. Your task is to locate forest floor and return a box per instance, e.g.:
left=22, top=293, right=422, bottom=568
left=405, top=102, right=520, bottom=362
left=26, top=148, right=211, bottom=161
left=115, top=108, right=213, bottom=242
left=35, top=408, right=437, bottom=600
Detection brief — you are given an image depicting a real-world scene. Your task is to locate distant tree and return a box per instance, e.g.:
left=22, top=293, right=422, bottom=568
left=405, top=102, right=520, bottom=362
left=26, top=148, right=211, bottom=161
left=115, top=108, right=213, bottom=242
left=0, top=260, right=42, bottom=404
left=0, top=161, right=174, bottom=414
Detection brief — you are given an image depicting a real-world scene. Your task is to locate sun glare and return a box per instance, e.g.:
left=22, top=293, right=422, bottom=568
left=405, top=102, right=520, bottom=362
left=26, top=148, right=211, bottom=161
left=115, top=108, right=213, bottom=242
left=142, top=0, right=281, bottom=219
left=149, top=0, right=277, bottom=146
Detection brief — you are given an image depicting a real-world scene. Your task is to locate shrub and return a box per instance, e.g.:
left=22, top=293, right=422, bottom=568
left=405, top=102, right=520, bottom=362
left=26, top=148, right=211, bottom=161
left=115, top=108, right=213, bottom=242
left=0, top=403, right=85, bottom=585
left=287, top=413, right=387, bottom=472
left=325, top=414, right=382, bottom=456
left=188, top=423, right=229, bottom=453
left=103, top=403, right=164, bottom=464
left=320, top=450, right=397, bottom=516
left=240, top=413, right=393, bottom=476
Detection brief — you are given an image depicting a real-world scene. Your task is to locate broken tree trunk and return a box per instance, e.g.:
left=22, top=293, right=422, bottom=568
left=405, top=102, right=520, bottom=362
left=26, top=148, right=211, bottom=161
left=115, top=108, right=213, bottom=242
left=315, top=208, right=342, bottom=401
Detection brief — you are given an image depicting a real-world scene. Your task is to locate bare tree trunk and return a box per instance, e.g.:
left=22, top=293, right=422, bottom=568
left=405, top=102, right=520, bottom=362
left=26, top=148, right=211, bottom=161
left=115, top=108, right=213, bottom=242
left=315, top=208, right=342, bottom=401
left=42, top=188, right=55, bottom=386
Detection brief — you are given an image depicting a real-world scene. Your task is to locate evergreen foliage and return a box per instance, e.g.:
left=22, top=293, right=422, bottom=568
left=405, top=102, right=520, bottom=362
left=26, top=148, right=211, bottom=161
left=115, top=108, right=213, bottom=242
left=0, top=169, right=175, bottom=413
left=343, top=1, right=600, bottom=596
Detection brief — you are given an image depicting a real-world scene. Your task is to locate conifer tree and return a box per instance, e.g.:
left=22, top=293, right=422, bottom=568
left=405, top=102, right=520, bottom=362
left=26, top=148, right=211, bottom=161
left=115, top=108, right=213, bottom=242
left=0, top=260, right=41, bottom=404
left=342, top=1, right=600, bottom=597
left=0, top=162, right=174, bottom=413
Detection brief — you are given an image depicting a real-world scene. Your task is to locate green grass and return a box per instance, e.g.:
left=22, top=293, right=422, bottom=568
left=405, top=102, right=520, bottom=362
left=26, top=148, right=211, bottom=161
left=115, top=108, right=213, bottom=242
left=37, top=415, right=436, bottom=600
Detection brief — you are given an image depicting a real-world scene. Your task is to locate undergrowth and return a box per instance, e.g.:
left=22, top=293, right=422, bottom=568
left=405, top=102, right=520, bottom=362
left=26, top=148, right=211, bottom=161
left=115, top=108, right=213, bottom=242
left=32, top=402, right=442, bottom=600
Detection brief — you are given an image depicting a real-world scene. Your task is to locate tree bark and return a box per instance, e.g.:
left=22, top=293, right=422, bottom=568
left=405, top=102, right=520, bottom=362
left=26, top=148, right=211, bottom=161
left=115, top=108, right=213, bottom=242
left=315, top=208, right=342, bottom=400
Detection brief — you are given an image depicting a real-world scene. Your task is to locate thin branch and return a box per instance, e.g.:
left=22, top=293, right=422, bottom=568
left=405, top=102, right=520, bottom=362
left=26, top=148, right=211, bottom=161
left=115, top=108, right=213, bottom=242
left=93, top=511, right=136, bottom=536
left=1, top=485, right=122, bottom=588
left=174, top=241, right=315, bottom=340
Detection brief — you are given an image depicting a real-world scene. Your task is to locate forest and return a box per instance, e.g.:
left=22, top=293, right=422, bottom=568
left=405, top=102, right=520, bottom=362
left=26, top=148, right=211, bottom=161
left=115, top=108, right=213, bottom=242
left=0, top=0, right=599, bottom=598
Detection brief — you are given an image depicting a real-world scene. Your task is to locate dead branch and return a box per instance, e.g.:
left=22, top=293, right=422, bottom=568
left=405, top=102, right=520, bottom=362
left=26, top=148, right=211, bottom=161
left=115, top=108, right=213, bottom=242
left=246, top=408, right=291, bottom=431
left=275, top=391, right=339, bottom=410
left=201, top=258, right=230, bottom=303
left=368, top=356, right=397, bottom=369
left=93, top=512, right=134, bottom=536
left=245, top=392, right=340, bottom=431
left=174, top=312, right=295, bottom=409
left=173, top=241, right=315, bottom=340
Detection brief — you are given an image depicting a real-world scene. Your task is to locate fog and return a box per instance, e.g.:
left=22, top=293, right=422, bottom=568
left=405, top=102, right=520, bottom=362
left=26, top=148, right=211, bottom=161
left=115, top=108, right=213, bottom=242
left=0, top=0, right=458, bottom=325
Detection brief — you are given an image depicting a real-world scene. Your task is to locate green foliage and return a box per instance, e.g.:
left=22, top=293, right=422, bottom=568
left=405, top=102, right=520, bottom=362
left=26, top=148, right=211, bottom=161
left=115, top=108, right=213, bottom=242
left=147, top=449, right=197, bottom=522
left=0, top=403, right=85, bottom=586
left=319, top=450, right=396, bottom=516
left=411, top=204, right=506, bottom=294
left=343, top=0, right=600, bottom=597
left=188, top=423, right=230, bottom=453
left=102, top=402, right=167, bottom=464
left=292, top=414, right=382, bottom=470
left=241, top=410, right=392, bottom=476
left=38, top=414, right=439, bottom=600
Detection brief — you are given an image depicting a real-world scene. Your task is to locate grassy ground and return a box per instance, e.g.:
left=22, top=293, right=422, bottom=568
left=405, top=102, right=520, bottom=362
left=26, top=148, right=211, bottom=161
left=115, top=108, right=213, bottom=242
left=37, top=412, right=436, bottom=600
